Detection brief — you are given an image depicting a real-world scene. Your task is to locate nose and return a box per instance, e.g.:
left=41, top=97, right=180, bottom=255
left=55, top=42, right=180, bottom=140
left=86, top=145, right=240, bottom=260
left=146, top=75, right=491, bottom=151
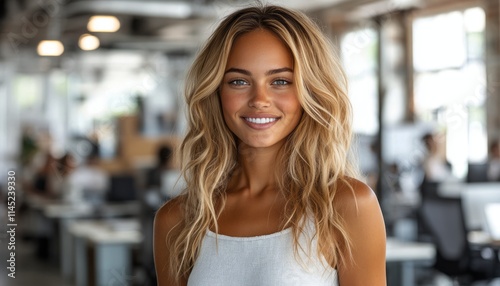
left=248, top=85, right=270, bottom=109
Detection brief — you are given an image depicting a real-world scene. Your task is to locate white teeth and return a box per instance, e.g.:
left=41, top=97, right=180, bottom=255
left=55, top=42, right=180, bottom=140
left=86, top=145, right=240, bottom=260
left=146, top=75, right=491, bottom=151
left=245, top=117, right=277, bottom=124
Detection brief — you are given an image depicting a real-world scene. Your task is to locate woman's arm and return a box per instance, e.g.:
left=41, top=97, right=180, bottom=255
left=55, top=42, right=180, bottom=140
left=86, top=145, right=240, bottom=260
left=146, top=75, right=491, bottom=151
left=336, top=178, right=387, bottom=285
left=153, top=197, right=188, bottom=286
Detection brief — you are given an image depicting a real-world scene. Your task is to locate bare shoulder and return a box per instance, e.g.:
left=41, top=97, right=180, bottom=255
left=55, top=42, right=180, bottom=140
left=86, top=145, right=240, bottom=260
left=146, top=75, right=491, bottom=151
left=335, top=177, right=387, bottom=285
left=153, top=195, right=187, bottom=286
left=333, top=177, right=385, bottom=241
left=334, top=177, right=379, bottom=214
left=154, top=195, right=185, bottom=232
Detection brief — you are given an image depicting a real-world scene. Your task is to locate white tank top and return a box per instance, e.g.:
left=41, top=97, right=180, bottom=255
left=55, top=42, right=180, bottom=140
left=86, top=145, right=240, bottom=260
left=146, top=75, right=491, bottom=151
left=187, top=223, right=338, bottom=286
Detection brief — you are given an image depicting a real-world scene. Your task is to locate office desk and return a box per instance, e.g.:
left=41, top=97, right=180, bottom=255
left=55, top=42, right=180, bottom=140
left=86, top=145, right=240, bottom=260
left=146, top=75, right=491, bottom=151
left=42, top=201, right=140, bottom=219
left=469, top=231, right=500, bottom=247
left=438, top=182, right=500, bottom=199
left=70, top=219, right=142, bottom=286
left=33, top=199, right=141, bottom=279
left=386, top=238, right=436, bottom=286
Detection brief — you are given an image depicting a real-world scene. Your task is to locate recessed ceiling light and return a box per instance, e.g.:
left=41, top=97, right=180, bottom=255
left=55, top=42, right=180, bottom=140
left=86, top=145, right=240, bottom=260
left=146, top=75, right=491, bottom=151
left=79, top=34, right=100, bottom=51
left=37, top=40, right=64, bottom=56
left=87, top=15, right=120, bottom=32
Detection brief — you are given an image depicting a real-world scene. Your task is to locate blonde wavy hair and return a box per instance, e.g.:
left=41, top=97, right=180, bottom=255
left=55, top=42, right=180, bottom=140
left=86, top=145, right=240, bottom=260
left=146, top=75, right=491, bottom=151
left=168, top=4, right=358, bottom=281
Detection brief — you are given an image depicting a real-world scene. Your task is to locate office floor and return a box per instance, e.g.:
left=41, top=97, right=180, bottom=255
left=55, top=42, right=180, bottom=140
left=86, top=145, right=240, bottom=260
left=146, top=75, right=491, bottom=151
left=0, top=236, right=75, bottom=286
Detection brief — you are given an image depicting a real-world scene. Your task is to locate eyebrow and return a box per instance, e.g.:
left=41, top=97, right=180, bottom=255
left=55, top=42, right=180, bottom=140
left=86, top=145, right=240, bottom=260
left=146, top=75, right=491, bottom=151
left=224, top=67, right=293, bottom=76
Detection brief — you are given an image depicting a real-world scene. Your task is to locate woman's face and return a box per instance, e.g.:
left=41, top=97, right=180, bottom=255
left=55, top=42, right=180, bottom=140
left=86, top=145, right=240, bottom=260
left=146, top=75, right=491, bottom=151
left=220, top=29, right=302, bottom=150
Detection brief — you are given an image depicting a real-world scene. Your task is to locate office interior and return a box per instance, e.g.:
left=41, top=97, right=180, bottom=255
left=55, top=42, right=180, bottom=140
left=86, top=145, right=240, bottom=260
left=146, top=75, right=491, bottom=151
left=0, top=0, right=499, bottom=285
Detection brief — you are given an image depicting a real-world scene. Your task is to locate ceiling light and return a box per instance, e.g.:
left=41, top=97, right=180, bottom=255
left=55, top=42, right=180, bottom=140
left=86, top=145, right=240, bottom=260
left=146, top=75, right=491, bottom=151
left=37, top=40, right=64, bottom=56
left=79, top=34, right=100, bottom=51
left=87, top=15, right=120, bottom=32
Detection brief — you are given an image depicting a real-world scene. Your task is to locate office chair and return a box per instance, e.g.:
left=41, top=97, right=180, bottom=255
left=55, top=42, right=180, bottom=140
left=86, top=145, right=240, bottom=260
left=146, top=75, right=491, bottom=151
left=418, top=195, right=496, bottom=285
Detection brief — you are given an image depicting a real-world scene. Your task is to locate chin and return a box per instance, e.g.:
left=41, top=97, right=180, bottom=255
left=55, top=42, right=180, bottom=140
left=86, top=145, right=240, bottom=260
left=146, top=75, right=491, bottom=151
left=239, top=139, right=285, bottom=149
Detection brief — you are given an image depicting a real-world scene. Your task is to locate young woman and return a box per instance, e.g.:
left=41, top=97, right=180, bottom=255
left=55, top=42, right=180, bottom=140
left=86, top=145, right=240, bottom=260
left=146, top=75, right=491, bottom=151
left=154, top=5, right=386, bottom=286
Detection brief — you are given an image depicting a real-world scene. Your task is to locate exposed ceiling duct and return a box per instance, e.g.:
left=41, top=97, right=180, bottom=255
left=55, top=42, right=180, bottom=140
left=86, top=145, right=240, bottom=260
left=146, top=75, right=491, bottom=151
left=0, top=0, right=421, bottom=56
left=63, top=1, right=216, bottom=19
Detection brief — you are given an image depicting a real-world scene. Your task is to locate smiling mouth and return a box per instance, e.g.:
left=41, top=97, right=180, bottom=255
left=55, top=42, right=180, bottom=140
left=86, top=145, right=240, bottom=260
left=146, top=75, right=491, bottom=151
left=244, top=117, right=279, bottom=124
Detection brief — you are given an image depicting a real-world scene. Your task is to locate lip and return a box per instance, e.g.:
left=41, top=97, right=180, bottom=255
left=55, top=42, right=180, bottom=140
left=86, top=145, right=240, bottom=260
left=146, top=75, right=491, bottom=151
left=242, top=113, right=280, bottom=119
left=241, top=114, right=280, bottom=130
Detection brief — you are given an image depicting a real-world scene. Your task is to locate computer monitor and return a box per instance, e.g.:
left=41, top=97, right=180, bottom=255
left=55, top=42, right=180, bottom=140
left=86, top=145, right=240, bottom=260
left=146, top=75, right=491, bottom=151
left=484, top=203, right=500, bottom=241
left=466, top=163, right=489, bottom=183
left=106, top=174, right=137, bottom=202
left=461, top=183, right=500, bottom=230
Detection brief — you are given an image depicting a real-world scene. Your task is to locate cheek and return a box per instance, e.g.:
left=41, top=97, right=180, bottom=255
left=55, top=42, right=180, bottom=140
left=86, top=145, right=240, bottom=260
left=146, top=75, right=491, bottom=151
left=220, top=93, right=241, bottom=128
left=281, top=97, right=303, bottom=130
left=279, top=95, right=302, bottom=116
left=221, top=97, right=237, bottom=117
left=220, top=90, right=246, bottom=115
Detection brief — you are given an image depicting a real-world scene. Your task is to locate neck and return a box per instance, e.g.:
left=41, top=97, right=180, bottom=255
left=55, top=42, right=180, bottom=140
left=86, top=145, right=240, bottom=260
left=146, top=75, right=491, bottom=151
left=229, top=143, right=284, bottom=197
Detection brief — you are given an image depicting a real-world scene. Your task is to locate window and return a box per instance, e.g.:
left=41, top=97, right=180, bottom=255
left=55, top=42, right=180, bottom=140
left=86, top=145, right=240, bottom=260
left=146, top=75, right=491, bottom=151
left=413, top=7, right=487, bottom=178
left=341, top=27, right=379, bottom=135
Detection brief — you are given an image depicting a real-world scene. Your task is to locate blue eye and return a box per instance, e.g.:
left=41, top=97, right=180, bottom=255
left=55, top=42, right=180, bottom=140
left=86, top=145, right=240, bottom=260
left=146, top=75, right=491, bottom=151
left=228, top=79, right=249, bottom=86
left=273, top=79, right=291, bottom=85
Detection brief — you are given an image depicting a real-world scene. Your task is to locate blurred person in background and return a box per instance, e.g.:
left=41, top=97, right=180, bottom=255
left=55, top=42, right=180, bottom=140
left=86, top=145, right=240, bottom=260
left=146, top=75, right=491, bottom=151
left=154, top=5, right=386, bottom=286
left=25, top=151, right=59, bottom=259
left=148, top=145, right=173, bottom=187
left=487, top=139, right=500, bottom=181
left=32, top=152, right=57, bottom=197
left=144, top=144, right=185, bottom=206
left=141, top=144, right=182, bottom=285
left=51, top=152, right=77, bottom=199
left=421, top=132, right=453, bottom=183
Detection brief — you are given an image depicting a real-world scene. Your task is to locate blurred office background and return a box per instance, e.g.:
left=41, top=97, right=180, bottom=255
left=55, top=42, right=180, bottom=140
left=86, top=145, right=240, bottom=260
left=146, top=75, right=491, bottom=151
left=0, top=0, right=500, bottom=285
